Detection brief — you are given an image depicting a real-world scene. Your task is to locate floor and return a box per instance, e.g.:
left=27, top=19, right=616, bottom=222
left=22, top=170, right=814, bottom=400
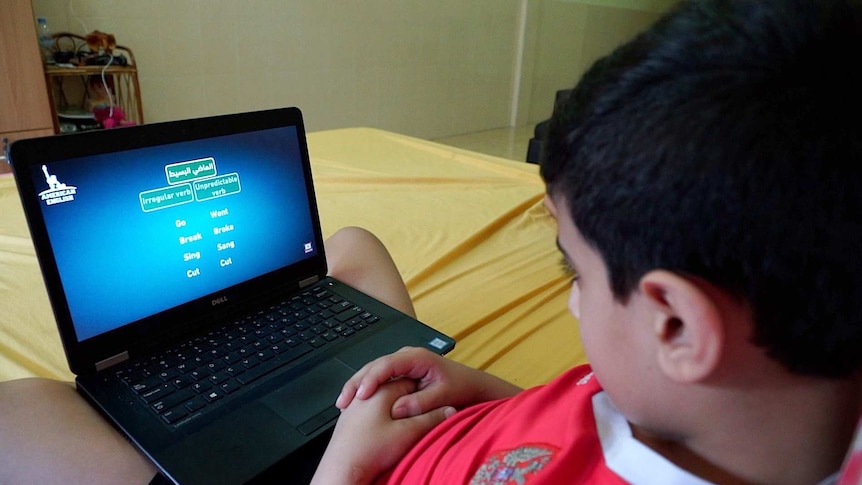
left=434, top=125, right=534, bottom=161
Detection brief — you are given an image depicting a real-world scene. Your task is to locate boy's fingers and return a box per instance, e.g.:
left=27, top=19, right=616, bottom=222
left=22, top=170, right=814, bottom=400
left=334, top=386, right=355, bottom=409
left=335, top=347, right=440, bottom=408
left=391, top=392, right=434, bottom=419
left=391, top=394, right=418, bottom=419
left=334, top=365, right=382, bottom=408
left=390, top=384, right=453, bottom=419
left=404, top=406, right=457, bottom=434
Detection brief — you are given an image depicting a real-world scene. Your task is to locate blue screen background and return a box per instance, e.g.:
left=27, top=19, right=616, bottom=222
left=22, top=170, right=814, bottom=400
left=33, top=127, right=318, bottom=341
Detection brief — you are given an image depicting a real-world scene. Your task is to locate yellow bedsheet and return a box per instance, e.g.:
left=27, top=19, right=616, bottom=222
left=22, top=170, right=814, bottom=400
left=0, top=128, right=585, bottom=389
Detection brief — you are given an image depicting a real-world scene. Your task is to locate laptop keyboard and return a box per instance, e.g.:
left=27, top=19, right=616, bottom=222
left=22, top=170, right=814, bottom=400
left=114, top=286, right=380, bottom=427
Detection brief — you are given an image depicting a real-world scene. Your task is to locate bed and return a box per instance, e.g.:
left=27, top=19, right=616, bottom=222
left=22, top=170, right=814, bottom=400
left=0, top=127, right=585, bottom=389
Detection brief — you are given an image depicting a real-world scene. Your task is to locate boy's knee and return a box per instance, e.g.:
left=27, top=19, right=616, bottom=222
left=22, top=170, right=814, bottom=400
left=326, top=227, right=391, bottom=266
left=328, top=226, right=382, bottom=249
left=0, top=378, right=75, bottom=407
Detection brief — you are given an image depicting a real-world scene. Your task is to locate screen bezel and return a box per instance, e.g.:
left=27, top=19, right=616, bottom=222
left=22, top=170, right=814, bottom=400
left=10, top=107, right=327, bottom=375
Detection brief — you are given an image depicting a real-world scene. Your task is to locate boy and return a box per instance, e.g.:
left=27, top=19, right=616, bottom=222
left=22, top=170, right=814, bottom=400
left=312, top=0, right=862, bottom=483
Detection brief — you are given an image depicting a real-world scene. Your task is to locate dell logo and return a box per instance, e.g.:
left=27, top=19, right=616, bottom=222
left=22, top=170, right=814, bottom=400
left=211, top=295, right=229, bottom=306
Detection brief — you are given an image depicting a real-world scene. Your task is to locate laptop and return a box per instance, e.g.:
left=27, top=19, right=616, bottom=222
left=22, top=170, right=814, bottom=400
left=9, top=107, right=455, bottom=484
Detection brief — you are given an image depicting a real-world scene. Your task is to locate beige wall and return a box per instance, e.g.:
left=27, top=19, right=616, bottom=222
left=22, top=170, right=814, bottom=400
left=518, top=0, right=663, bottom=124
left=32, top=0, right=669, bottom=139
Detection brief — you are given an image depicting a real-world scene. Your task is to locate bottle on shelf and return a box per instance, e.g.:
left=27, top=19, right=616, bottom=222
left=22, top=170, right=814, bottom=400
left=35, top=17, right=55, bottom=64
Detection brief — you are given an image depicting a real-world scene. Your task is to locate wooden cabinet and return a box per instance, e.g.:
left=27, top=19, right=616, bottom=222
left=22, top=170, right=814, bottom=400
left=0, top=0, right=54, bottom=174
left=0, top=128, right=55, bottom=175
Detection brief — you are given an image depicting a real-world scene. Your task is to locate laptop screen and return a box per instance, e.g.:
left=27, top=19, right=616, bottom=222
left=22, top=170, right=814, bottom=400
left=26, top=125, right=319, bottom=342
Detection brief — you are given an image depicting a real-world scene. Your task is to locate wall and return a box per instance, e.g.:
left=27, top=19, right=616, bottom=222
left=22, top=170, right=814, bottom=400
left=517, top=0, right=665, bottom=124
left=31, top=0, right=670, bottom=139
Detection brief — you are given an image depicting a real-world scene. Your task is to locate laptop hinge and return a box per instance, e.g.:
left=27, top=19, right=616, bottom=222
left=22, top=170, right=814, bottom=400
left=299, top=275, right=320, bottom=288
left=95, top=351, right=130, bottom=372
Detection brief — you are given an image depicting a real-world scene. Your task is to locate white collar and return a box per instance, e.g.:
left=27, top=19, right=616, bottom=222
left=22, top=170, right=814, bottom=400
left=592, top=391, right=840, bottom=485
left=592, top=391, right=713, bottom=485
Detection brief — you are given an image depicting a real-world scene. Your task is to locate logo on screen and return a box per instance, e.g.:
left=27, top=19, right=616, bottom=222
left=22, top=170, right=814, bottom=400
left=38, top=165, right=77, bottom=206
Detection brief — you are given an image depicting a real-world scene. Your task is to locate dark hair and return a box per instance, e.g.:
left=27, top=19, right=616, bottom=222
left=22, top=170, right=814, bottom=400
left=541, top=0, right=862, bottom=378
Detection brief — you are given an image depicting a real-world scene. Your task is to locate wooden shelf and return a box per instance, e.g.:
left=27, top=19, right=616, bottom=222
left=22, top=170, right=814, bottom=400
left=43, top=33, right=144, bottom=133
left=45, top=64, right=138, bottom=77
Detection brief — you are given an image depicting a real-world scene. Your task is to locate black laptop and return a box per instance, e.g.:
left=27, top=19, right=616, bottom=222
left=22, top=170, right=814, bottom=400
left=10, top=107, right=455, bottom=484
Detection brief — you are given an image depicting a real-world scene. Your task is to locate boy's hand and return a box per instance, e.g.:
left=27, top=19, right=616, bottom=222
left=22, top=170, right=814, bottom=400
left=335, top=346, right=521, bottom=419
left=311, top=378, right=455, bottom=485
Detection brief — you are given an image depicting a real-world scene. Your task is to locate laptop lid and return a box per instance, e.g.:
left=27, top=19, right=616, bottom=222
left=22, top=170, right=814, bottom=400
left=11, top=107, right=328, bottom=376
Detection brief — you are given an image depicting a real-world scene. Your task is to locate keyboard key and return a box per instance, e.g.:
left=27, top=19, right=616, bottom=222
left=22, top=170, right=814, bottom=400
left=255, top=349, right=275, bottom=361
left=335, top=308, right=363, bottom=322
left=203, top=390, right=222, bottom=403
left=307, top=337, right=326, bottom=348
left=171, top=376, right=194, bottom=389
left=267, top=333, right=284, bottom=344
left=161, top=406, right=189, bottom=424
left=190, top=381, right=213, bottom=394
left=188, top=369, right=207, bottom=381
left=140, top=384, right=174, bottom=404
left=183, top=396, right=207, bottom=413
left=321, top=331, right=339, bottom=341
left=129, top=376, right=162, bottom=394
left=225, top=365, right=246, bottom=377
left=151, top=389, right=194, bottom=413
left=208, top=371, right=230, bottom=386
left=221, top=352, right=242, bottom=364
left=332, top=301, right=352, bottom=313
left=120, top=369, right=148, bottom=384
left=297, top=331, right=314, bottom=341
left=220, top=380, right=241, bottom=394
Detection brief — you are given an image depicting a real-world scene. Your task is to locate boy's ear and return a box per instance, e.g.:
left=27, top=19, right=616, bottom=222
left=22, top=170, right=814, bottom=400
left=638, top=270, right=725, bottom=384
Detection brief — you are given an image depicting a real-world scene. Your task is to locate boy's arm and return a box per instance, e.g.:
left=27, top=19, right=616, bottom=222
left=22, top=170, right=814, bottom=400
left=336, top=346, right=522, bottom=419
left=311, top=378, right=456, bottom=485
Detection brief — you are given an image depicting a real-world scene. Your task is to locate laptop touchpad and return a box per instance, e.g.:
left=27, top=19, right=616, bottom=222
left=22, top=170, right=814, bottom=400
left=262, top=358, right=354, bottom=429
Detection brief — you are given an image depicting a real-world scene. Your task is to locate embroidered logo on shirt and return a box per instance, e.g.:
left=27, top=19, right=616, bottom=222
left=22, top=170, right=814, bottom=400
left=470, top=444, right=559, bottom=485
left=577, top=371, right=594, bottom=386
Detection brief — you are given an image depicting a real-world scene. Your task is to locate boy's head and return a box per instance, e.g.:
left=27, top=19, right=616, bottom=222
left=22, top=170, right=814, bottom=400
left=541, top=0, right=862, bottom=379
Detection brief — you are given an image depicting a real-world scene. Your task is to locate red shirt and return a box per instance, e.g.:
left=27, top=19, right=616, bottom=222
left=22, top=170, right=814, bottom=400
left=376, top=364, right=628, bottom=484
left=375, top=364, right=844, bottom=484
